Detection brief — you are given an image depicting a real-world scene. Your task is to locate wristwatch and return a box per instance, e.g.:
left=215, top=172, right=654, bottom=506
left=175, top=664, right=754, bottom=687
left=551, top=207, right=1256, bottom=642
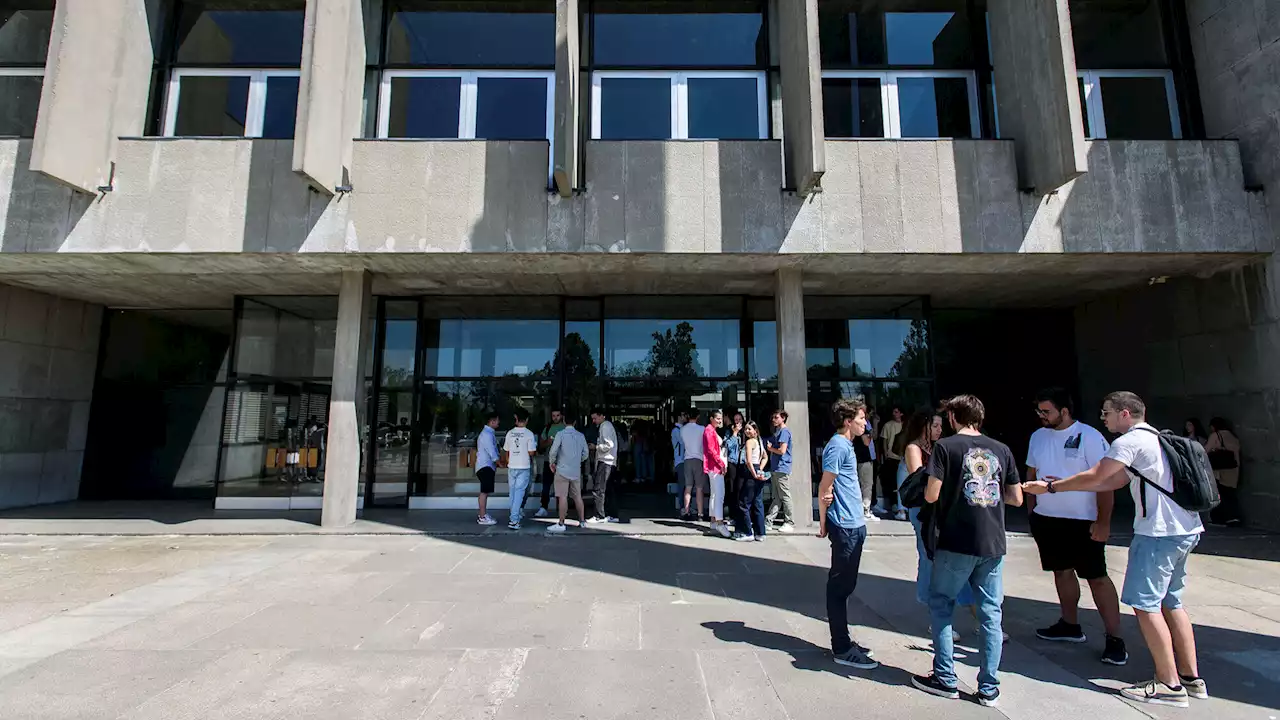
left=1047, top=479, right=1058, bottom=494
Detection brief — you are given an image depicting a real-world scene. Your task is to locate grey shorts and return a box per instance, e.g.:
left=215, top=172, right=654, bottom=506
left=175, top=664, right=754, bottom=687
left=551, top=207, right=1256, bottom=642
left=682, top=458, right=709, bottom=492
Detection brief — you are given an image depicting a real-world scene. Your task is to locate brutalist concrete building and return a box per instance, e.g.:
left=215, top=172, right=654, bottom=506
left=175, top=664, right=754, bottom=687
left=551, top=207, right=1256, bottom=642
left=0, top=0, right=1277, bottom=527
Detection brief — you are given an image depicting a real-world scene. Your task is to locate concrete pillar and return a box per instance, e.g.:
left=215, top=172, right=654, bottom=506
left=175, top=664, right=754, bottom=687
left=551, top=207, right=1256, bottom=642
left=775, top=0, right=825, bottom=195
left=322, top=270, right=372, bottom=527
left=30, top=0, right=154, bottom=193
left=552, top=0, right=580, bottom=196
left=988, top=0, right=1087, bottom=193
left=774, top=267, right=813, bottom=528
left=293, top=0, right=366, bottom=194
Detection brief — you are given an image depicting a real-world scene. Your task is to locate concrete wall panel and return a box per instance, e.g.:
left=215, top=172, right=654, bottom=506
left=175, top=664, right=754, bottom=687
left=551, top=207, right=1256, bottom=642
left=775, top=0, right=824, bottom=194
left=293, top=0, right=366, bottom=193
left=552, top=0, right=580, bottom=195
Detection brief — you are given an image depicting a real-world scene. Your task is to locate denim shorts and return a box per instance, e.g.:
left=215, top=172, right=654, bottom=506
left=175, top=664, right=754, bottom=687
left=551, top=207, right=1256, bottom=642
left=1121, top=533, right=1200, bottom=613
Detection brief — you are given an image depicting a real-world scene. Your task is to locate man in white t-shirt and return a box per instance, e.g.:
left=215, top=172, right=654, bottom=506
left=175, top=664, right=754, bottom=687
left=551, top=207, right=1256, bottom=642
left=680, top=410, right=708, bottom=521
left=502, top=409, right=538, bottom=530
left=1025, top=388, right=1127, bottom=666
left=1024, top=391, right=1206, bottom=708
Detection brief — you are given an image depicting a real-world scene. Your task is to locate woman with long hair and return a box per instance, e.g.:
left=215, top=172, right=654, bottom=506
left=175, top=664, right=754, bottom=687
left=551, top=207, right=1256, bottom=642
left=737, top=421, right=769, bottom=541
left=1184, top=418, right=1207, bottom=446
left=725, top=413, right=746, bottom=537
left=1205, top=416, right=1242, bottom=526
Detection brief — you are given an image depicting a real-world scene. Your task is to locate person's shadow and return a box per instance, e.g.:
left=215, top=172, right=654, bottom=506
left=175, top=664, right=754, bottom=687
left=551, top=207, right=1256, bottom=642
left=702, top=621, right=910, bottom=686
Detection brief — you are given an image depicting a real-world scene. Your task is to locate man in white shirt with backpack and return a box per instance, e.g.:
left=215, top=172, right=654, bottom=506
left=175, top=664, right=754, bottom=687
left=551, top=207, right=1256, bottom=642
left=1024, top=391, right=1207, bottom=708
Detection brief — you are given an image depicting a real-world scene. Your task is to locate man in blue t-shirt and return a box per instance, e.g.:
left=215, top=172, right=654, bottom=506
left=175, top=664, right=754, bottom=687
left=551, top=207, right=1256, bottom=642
left=818, top=396, right=876, bottom=670
left=764, top=410, right=795, bottom=532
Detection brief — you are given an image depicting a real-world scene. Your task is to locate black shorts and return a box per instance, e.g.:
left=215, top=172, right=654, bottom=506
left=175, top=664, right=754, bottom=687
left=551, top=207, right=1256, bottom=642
left=1029, top=512, right=1108, bottom=580
left=476, top=466, right=496, bottom=494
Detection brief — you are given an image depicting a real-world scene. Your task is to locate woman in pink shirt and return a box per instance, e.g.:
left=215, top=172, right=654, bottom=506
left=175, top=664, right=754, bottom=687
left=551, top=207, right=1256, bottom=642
left=703, top=409, right=730, bottom=538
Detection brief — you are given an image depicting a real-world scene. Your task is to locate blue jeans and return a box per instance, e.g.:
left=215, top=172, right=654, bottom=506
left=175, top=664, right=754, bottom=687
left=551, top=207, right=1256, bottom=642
left=1121, top=533, right=1200, bottom=612
left=929, top=550, right=1004, bottom=696
left=508, top=468, right=532, bottom=524
left=738, top=472, right=767, bottom=537
left=909, top=507, right=974, bottom=607
left=826, top=524, right=869, bottom=654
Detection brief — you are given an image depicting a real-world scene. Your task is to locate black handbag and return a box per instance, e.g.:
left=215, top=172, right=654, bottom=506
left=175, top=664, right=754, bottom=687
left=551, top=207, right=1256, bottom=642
left=898, top=465, right=930, bottom=509
left=1207, top=432, right=1238, bottom=471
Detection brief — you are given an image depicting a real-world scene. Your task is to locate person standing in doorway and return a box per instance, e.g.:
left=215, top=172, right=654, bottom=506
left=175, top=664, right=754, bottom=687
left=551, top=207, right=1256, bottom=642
left=546, top=411, right=590, bottom=533
left=681, top=410, right=708, bottom=521
left=1024, top=391, right=1206, bottom=707
left=855, top=416, right=878, bottom=523
left=912, top=395, right=1022, bottom=708
left=703, top=409, right=731, bottom=538
left=535, top=409, right=566, bottom=518
left=587, top=408, right=620, bottom=524
left=475, top=411, right=501, bottom=526
left=879, top=407, right=905, bottom=517
left=817, top=397, right=877, bottom=670
left=1025, top=388, right=1128, bottom=665
left=502, top=408, right=538, bottom=530
left=764, top=410, right=795, bottom=532
left=1205, top=417, right=1242, bottom=526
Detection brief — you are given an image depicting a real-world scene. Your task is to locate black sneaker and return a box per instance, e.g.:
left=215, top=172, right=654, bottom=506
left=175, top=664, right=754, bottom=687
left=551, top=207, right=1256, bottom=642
left=911, top=673, right=959, bottom=699
left=679, top=512, right=694, bottom=521
left=1036, top=619, right=1086, bottom=643
left=832, top=647, right=878, bottom=670
left=976, top=688, right=1000, bottom=707
left=1102, top=635, right=1129, bottom=666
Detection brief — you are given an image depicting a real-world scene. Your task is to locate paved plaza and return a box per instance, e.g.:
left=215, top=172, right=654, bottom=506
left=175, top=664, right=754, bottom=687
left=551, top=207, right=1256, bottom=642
left=0, top=508, right=1278, bottom=720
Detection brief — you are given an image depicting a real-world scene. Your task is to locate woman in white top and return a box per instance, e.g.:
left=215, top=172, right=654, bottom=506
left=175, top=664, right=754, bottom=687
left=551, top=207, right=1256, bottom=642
left=1204, top=417, right=1242, bottom=526
left=736, top=422, right=769, bottom=542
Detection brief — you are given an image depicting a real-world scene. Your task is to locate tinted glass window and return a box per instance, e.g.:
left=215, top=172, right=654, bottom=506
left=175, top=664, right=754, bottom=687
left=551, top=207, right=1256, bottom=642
left=593, top=0, right=765, bottom=67
left=0, top=74, right=41, bottom=137
left=175, top=3, right=305, bottom=66
left=819, top=1, right=974, bottom=67
left=1070, top=0, right=1167, bottom=69
left=897, top=76, right=971, bottom=137
left=599, top=77, right=671, bottom=139
left=387, top=1, right=555, bottom=66
left=475, top=77, right=548, bottom=139
left=1078, top=77, right=1091, bottom=137
left=823, top=77, right=884, bottom=137
left=261, top=75, right=299, bottom=138
left=1099, top=76, right=1173, bottom=139
left=174, top=75, right=251, bottom=136
left=0, top=4, right=53, bottom=64
left=388, top=76, right=462, bottom=138
left=687, top=77, right=760, bottom=139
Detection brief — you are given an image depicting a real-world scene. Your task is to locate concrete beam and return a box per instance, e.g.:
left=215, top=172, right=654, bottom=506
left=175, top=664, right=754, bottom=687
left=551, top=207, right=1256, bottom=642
left=775, top=0, right=825, bottom=195
left=321, top=269, right=371, bottom=527
left=293, top=0, right=366, bottom=194
left=987, top=0, right=1087, bottom=193
left=774, top=267, right=813, bottom=527
left=552, top=0, right=580, bottom=196
left=29, top=0, right=154, bottom=194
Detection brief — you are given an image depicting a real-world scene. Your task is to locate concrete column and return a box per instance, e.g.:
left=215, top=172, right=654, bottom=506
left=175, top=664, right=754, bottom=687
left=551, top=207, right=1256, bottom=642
left=774, top=267, right=813, bottom=528
left=775, top=0, right=825, bottom=195
left=988, top=0, right=1087, bottom=193
left=552, top=0, right=580, bottom=196
left=30, top=0, right=154, bottom=193
left=293, top=0, right=366, bottom=194
left=322, top=270, right=372, bottom=527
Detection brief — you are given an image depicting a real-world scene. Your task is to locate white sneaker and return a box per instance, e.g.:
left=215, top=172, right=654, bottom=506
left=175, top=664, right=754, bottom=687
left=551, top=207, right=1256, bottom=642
left=535, top=507, right=549, bottom=518
left=508, top=521, right=521, bottom=530
left=477, top=515, right=497, bottom=526
left=894, top=509, right=908, bottom=521
left=716, top=523, right=732, bottom=538
left=866, top=514, right=881, bottom=523
left=585, top=516, right=607, bottom=524
left=779, top=523, right=795, bottom=533
left=606, top=516, right=620, bottom=523
left=546, top=523, right=566, bottom=534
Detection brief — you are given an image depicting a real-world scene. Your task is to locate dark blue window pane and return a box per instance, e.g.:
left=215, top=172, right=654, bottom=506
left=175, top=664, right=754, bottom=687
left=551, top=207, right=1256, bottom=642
left=261, top=76, right=299, bottom=139
left=475, top=77, right=547, bottom=140
left=687, top=77, right=760, bottom=139
left=1070, top=0, right=1167, bottom=69
left=599, top=77, right=670, bottom=140
left=822, top=77, right=884, bottom=137
left=1098, top=76, right=1173, bottom=140
left=176, top=7, right=305, bottom=65
left=818, top=4, right=974, bottom=68
left=388, top=76, right=462, bottom=138
left=897, top=76, right=971, bottom=138
left=885, top=12, right=964, bottom=65
left=174, top=75, right=250, bottom=136
left=593, top=4, right=765, bottom=67
left=387, top=6, right=555, bottom=66
left=0, top=6, right=53, bottom=64
left=1078, top=78, right=1091, bottom=137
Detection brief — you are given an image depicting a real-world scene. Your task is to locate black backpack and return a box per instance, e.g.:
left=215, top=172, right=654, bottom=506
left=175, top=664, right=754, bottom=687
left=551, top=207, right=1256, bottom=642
left=1127, top=427, right=1220, bottom=516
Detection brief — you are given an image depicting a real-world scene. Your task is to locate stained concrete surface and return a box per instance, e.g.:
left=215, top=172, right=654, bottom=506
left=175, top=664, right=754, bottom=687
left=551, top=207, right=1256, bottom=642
left=0, top=520, right=1278, bottom=720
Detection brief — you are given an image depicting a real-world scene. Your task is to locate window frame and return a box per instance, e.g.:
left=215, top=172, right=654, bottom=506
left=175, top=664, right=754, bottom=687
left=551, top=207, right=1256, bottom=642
left=1077, top=69, right=1181, bottom=140
left=162, top=67, right=301, bottom=138
left=375, top=68, right=555, bottom=142
left=589, top=69, right=768, bottom=140
left=822, top=69, right=980, bottom=139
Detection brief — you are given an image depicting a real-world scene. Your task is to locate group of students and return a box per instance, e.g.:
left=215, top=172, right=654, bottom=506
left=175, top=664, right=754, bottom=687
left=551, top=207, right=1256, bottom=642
left=819, top=389, right=1210, bottom=709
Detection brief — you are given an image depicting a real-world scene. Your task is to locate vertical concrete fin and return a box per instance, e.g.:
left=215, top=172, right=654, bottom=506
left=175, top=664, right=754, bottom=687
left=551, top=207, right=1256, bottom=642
left=553, top=0, right=580, bottom=196
left=774, top=267, right=813, bottom=527
left=322, top=269, right=372, bottom=528
left=29, top=0, right=154, bottom=194
left=293, top=0, right=366, bottom=194
left=988, top=0, right=1087, bottom=193
left=776, top=0, right=825, bottom=196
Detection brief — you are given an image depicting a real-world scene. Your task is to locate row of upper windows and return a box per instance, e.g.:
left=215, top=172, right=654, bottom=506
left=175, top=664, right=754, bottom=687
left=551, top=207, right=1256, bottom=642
left=0, top=0, right=1186, bottom=143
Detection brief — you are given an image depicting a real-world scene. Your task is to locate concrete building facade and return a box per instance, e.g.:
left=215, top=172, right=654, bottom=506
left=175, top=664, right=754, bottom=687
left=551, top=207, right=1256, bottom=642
left=0, top=0, right=1276, bottom=527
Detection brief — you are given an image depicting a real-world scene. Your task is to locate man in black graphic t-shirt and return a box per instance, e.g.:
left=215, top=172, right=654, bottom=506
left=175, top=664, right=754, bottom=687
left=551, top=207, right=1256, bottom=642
left=911, top=395, right=1022, bottom=708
